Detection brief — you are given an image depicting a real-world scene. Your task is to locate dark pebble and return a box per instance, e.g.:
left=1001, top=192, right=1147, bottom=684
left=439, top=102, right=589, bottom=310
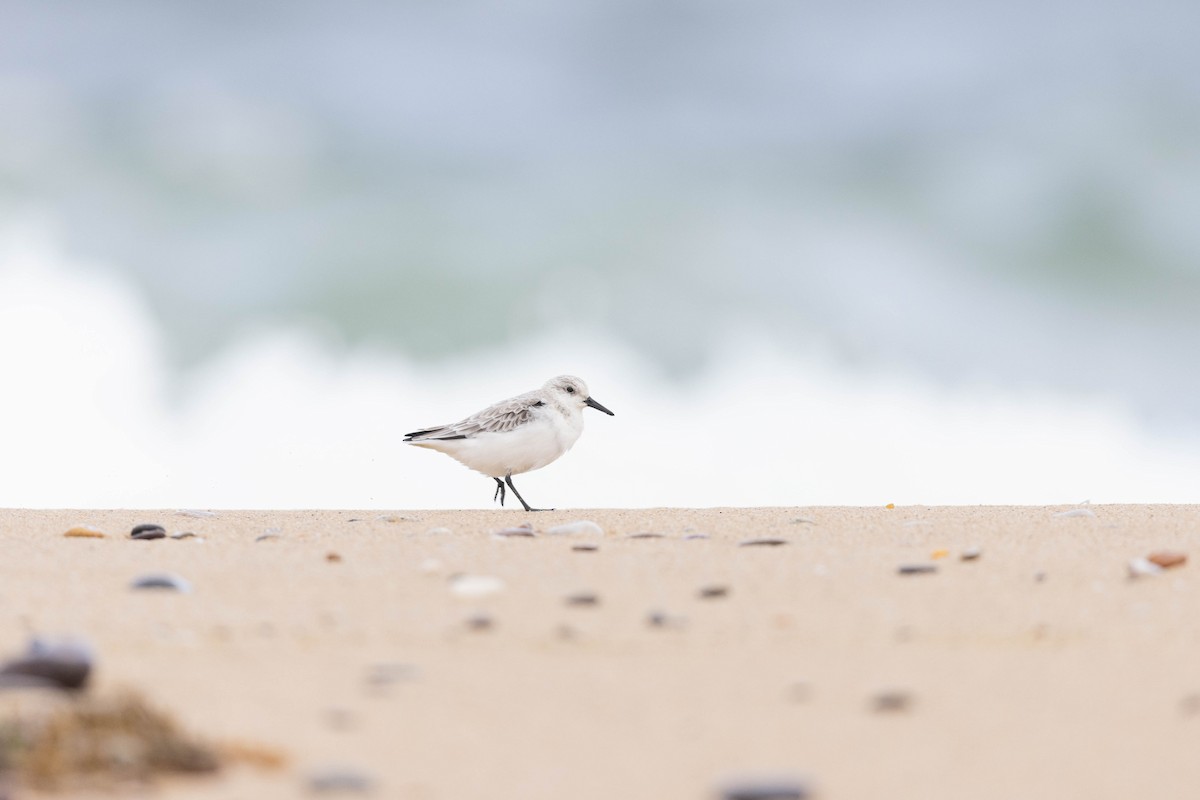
left=255, top=532, right=280, bottom=542
left=565, top=592, right=600, bottom=607
left=719, top=776, right=813, bottom=800
left=739, top=538, right=788, bottom=547
left=130, top=523, right=166, bottom=540
left=0, top=637, right=94, bottom=691
left=872, top=690, right=912, bottom=712
left=684, top=533, right=711, bottom=540
left=171, top=531, right=197, bottom=540
left=571, top=543, right=599, bottom=552
left=465, top=613, right=494, bottom=631
left=897, top=564, right=937, bottom=575
left=130, top=572, right=192, bottom=593
left=307, top=766, right=375, bottom=794
left=627, top=532, right=665, bottom=539
left=698, top=585, right=730, bottom=599
left=646, top=610, right=686, bottom=629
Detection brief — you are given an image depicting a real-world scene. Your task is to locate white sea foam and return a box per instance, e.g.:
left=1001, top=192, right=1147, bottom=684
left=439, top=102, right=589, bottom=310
left=1, top=229, right=1199, bottom=508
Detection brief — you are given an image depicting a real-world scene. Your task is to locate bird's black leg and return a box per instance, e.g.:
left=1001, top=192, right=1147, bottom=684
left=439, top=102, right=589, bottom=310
left=505, top=473, right=552, bottom=512
left=493, top=477, right=506, bottom=507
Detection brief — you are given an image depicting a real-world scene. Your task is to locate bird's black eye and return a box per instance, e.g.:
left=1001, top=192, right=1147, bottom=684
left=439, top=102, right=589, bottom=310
left=565, top=386, right=575, bottom=394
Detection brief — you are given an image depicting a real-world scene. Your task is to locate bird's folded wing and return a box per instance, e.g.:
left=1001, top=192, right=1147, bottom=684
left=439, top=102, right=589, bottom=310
left=404, top=392, right=538, bottom=441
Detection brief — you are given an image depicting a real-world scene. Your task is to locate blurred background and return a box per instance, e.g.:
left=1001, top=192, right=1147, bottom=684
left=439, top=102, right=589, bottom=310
left=1, top=0, right=1198, bottom=508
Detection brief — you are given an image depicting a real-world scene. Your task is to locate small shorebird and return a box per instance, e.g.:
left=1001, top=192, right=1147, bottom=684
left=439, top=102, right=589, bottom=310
left=404, top=375, right=615, bottom=511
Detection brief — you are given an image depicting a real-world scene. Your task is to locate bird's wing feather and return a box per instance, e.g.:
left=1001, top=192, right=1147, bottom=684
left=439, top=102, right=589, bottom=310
left=404, top=391, right=540, bottom=441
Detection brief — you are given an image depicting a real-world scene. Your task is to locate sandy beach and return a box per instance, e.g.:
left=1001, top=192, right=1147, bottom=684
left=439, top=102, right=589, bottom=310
left=3, top=505, right=1200, bottom=799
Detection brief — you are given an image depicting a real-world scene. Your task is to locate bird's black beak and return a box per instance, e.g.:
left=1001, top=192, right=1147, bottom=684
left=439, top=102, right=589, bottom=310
left=585, top=396, right=615, bottom=416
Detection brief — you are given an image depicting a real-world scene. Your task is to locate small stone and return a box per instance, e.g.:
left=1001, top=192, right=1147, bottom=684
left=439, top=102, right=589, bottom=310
left=627, top=532, right=665, bottom=539
left=130, top=572, right=192, bottom=593
left=885, top=503, right=895, bottom=509
left=698, top=585, right=730, bottom=599
left=255, top=531, right=281, bottom=542
left=365, top=662, right=419, bottom=688
left=571, top=543, right=599, bottom=552
left=646, top=610, right=686, bottom=629
left=326, top=552, right=343, bottom=563
left=307, top=766, right=375, bottom=793
left=171, top=531, right=198, bottom=539
left=1128, top=557, right=1164, bottom=578
left=493, top=526, right=536, bottom=538
left=0, top=636, right=94, bottom=691
left=738, top=537, right=788, bottom=547
left=1148, top=551, right=1187, bottom=569
left=565, top=592, right=599, bottom=606
left=130, top=523, right=166, bottom=540
left=176, top=509, right=218, bottom=518
left=791, top=517, right=816, bottom=525
left=683, top=533, right=711, bottom=540
left=465, top=613, right=494, bottom=631
left=872, top=689, right=912, bottom=712
left=718, top=775, right=813, bottom=800
left=449, top=574, right=505, bottom=598
left=1054, top=508, right=1096, bottom=518
left=546, top=520, right=604, bottom=537
left=930, top=548, right=949, bottom=559
left=63, top=525, right=105, bottom=538
left=897, top=564, right=937, bottom=575
left=960, top=547, right=983, bottom=561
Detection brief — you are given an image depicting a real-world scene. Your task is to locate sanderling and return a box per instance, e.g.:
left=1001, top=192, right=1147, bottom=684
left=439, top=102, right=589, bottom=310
left=404, top=375, right=615, bottom=511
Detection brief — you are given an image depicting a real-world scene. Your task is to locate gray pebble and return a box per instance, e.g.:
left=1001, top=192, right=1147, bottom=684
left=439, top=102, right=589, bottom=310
left=307, top=766, right=375, bottom=794
left=130, top=523, right=166, bottom=540
left=627, top=532, right=665, bottom=539
left=646, top=610, right=686, bottom=629
left=571, top=543, right=599, bottom=552
left=897, top=564, right=937, bottom=575
left=0, top=636, right=94, bottom=691
left=465, top=613, right=494, bottom=631
left=130, top=572, right=192, bottom=593
left=872, top=689, right=913, bottom=712
left=565, top=592, right=600, bottom=607
left=960, top=547, right=982, bottom=561
left=719, top=776, right=813, bottom=800
left=255, top=532, right=281, bottom=542
left=739, top=537, right=788, bottom=547
left=698, top=585, right=730, bottom=599
left=170, top=531, right=198, bottom=540
left=683, top=533, right=711, bottom=540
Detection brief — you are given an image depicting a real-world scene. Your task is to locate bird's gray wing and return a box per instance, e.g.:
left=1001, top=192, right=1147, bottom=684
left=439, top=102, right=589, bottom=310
left=404, top=391, right=540, bottom=441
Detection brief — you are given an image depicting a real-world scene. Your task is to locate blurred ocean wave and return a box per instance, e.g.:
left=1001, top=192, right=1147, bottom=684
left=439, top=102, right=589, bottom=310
left=1, top=1, right=1198, bottom=505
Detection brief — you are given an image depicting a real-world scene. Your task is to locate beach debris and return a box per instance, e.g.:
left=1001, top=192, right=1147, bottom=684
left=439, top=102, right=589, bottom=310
left=326, top=552, right=342, bottom=563
left=11, top=690, right=220, bottom=789
left=0, top=636, right=94, bottom=691
left=698, top=584, right=730, bottom=599
left=1148, top=551, right=1187, bottom=569
left=170, top=531, right=198, bottom=540
left=255, top=529, right=281, bottom=542
left=930, top=548, right=949, bottom=559
left=1127, top=557, right=1164, bottom=579
left=365, top=662, right=419, bottom=690
left=449, top=574, right=505, bottom=598
left=718, top=775, right=813, bottom=800
left=738, top=537, right=788, bottom=547
left=426, top=527, right=452, bottom=535
left=961, top=547, right=983, bottom=561
left=493, top=524, right=536, bottom=538
left=897, top=564, right=937, bottom=575
left=175, top=509, right=217, bottom=519
left=627, top=532, right=665, bottom=539
left=872, top=689, right=913, bottom=713
left=571, top=543, right=599, bottom=552
left=646, top=610, right=686, bottom=630
left=1054, top=508, right=1096, bottom=518
left=130, top=523, right=167, bottom=540
left=130, top=572, right=193, bottom=593
left=684, top=533, right=711, bottom=540
left=464, top=613, right=494, bottom=632
left=63, top=525, right=105, bottom=539
left=565, top=591, right=600, bottom=607
left=307, top=765, right=375, bottom=794
left=547, top=520, right=604, bottom=537
left=885, top=503, right=895, bottom=509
